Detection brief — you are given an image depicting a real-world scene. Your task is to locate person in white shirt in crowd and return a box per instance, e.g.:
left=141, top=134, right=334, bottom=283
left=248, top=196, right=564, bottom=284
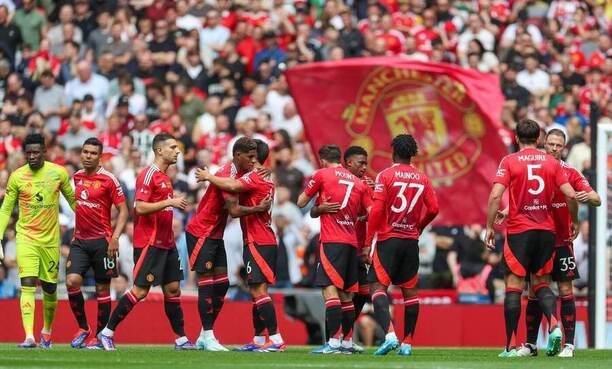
left=176, top=0, right=203, bottom=32
left=64, top=60, right=109, bottom=117
left=199, top=9, right=230, bottom=68
left=33, top=70, right=68, bottom=133
left=106, top=75, right=146, bottom=118
left=457, top=14, right=496, bottom=63
left=235, top=85, right=270, bottom=125
left=516, top=54, right=550, bottom=97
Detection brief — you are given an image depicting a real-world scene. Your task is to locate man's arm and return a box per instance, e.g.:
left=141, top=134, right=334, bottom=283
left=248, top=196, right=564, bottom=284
left=309, top=196, right=341, bottom=218
left=575, top=190, right=601, bottom=207
left=225, top=196, right=272, bottom=218
left=0, top=174, right=19, bottom=242
left=108, top=201, right=129, bottom=258
left=567, top=196, right=580, bottom=240
left=297, top=192, right=312, bottom=209
left=60, top=169, right=76, bottom=211
left=418, top=183, right=439, bottom=232
left=365, top=197, right=385, bottom=249
left=485, top=183, right=506, bottom=248
left=135, top=195, right=187, bottom=215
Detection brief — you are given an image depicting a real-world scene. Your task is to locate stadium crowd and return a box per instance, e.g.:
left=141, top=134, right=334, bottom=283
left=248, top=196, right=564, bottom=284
left=0, top=0, right=609, bottom=305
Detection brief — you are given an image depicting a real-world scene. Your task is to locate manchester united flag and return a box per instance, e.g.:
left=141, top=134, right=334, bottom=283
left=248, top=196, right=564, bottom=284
left=286, top=58, right=507, bottom=226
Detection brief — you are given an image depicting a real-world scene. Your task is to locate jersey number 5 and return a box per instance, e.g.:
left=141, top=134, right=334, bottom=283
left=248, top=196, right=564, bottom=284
left=391, top=182, right=424, bottom=214
left=527, top=164, right=545, bottom=195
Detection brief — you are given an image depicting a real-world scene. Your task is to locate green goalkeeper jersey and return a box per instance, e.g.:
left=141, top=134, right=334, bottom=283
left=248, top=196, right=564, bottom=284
left=0, top=161, right=76, bottom=247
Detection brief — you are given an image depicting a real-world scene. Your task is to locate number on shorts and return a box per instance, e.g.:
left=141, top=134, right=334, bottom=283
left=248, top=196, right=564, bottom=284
left=391, top=182, right=424, bottom=214
left=338, top=180, right=355, bottom=209
left=246, top=261, right=252, bottom=274
left=47, top=260, right=58, bottom=273
left=103, top=257, right=116, bottom=270
left=559, top=257, right=576, bottom=272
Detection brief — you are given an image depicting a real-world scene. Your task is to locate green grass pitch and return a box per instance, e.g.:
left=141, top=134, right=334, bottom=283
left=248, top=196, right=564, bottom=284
left=1, top=344, right=611, bottom=369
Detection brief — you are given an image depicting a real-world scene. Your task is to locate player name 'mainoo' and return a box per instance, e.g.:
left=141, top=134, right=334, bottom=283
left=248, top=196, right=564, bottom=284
left=394, top=171, right=420, bottom=180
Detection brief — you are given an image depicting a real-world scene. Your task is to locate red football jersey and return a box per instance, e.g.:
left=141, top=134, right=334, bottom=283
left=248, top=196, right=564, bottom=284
left=186, top=162, right=242, bottom=239
left=134, top=164, right=175, bottom=249
left=372, top=163, right=437, bottom=241
left=74, top=168, right=125, bottom=240
left=304, top=166, right=371, bottom=247
left=356, top=176, right=374, bottom=250
left=552, top=162, right=592, bottom=246
left=494, top=148, right=569, bottom=234
left=238, top=171, right=276, bottom=245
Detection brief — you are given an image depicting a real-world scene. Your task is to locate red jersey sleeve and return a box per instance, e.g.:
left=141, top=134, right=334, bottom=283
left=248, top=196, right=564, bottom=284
left=135, top=174, right=154, bottom=202
left=303, top=170, right=322, bottom=197
left=493, top=156, right=510, bottom=187
left=111, top=179, right=126, bottom=206
left=360, top=182, right=373, bottom=211
left=237, top=171, right=259, bottom=192
left=554, top=160, right=569, bottom=187
left=568, top=166, right=593, bottom=192
left=372, top=171, right=388, bottom=202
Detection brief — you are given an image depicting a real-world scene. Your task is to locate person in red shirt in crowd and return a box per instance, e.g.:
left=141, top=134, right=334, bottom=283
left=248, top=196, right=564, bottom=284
left=310, top=146, right=374, bottom=354
left=196, top=139, right=285, bottom=352
left=149, top=101, right=174, bottom=134
left=393, top=0, right=419, bottom=36
left=485, top=119, right=577, bottom=357
left=0, top=115, right=21, bottom=170
left=98, top=114, right=123, bottom=151
left=366, top=134, right=439, bottom=356
left=98, top=133, right=194, bottom=351
left=65, top=137, right=128, bottom=349
left=507, top=129, right=600, bottom=358
left=413, top=9, right=440, bottom=56
left=578, top=67, right=611, bottom=116
left=297, top=144, right=371, bottom=354
left=186, top=137, right=269, bottom=351
left=377, top=14, right=406, bottom=55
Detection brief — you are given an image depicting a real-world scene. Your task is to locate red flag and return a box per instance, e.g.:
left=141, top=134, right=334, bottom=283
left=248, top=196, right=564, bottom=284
left=286, top=58, right=507, bottom=226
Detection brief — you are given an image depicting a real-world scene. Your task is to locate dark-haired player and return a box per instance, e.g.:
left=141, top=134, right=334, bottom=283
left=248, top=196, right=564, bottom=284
left=511, top=129, right=600, bottom=358
left=98, top=133, right=195, bottom=351
left=0, top=133, right=75, bottom=348
left=297, top=144, right=371, bottom=354
left=67, top=137, right=129, bottom=349
left=310, top=145, right=373, bottom=353
left=485, top=119, right=577, bottom=357
left=196, top=139, right=282, bottom=352
left=366, top=134, right=439, bottom=356
left=186, top=137, right=269, bottom=351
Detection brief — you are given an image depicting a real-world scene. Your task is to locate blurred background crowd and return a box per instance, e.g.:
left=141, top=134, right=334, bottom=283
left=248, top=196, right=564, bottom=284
left=0, top=0, right=609, bottom=309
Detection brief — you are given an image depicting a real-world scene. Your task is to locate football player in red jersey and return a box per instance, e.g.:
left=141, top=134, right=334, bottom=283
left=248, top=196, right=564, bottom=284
left=366, top=135, right=439, bottom=356
left=66, top=137, right=129, bottom=349
left=310, top=145, right=373, bottom=354
left=99, top=133, right=195, bottom=351
left=510, top=129, right=600, bottom=358
left=196, top=139, right=283, bottom=352
left=186, top=137, right=269, bottom=351
left=485, top=119, right=577, bottom=357
left=297, top=144, right=371, bottom=354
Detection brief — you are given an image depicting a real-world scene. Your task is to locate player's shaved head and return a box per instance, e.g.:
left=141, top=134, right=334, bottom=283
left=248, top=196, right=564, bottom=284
left=253, top=139, right=269, bottom=165
left=344, top=146, right=367, bottom=162
left=23, top=133, right=45, bottom=150
left=319, top=144, right=342, bottom=164
left=344, top=145, right=368, bottom=177
left=516, top=119, right=540, bottom=145
left=23, top=133, right=46, bottom=170
left=391, top=134, right=418, bottom=163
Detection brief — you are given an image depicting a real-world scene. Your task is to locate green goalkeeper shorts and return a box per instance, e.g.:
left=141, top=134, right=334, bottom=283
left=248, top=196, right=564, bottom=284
left=16, top=243, right=60, bottom=283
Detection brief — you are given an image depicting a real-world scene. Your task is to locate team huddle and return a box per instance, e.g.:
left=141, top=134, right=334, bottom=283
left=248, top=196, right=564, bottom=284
left=0, top=117, right=600, bottom=357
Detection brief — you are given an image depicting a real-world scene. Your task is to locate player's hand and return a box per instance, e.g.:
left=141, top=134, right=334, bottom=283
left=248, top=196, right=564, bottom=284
left=364, top=177, right=375, bottom=190
left=195, top=167, right=211, bottom=182
left=485, top=227, right=496, bottom=250
left=318, top=196, right=341, bottom=214
left=256, top=194, right=273, bottom=212
left=361, top=246, right=372, bottom=265
left=256, top=166, right=272, bottom=178
left=169, top=195, right=188, bottom=210
left=575, top=191, right=590, bottom=203
left=494, top=208, right=508, bottom=225
left=570, top=221, right=580, bottom=241
left=108, top=237, right=119, bottom=259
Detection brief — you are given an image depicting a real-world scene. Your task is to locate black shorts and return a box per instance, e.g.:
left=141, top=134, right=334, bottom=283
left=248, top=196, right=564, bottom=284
left=357, top=260, right=370, bottom=295
left=133, top=246, right=183, bottom=287
left=552, top=244, right=580, bottom=282
left=368, top=237, right=419, bottom=288
left=185, top=231, right=227, bottom=273
left=502, top=230, right=555, bottom=278
left=66, top=238, right=118, bottom=283
left=243, top=243, right=277, bottom=285
left=315, top=243, right=358, bottom=292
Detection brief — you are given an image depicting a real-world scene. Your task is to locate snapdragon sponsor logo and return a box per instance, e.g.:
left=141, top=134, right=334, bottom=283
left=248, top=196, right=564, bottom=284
left=552, top=202, right=567, bottom=209
left=76, top=200, right=101, bottom=209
